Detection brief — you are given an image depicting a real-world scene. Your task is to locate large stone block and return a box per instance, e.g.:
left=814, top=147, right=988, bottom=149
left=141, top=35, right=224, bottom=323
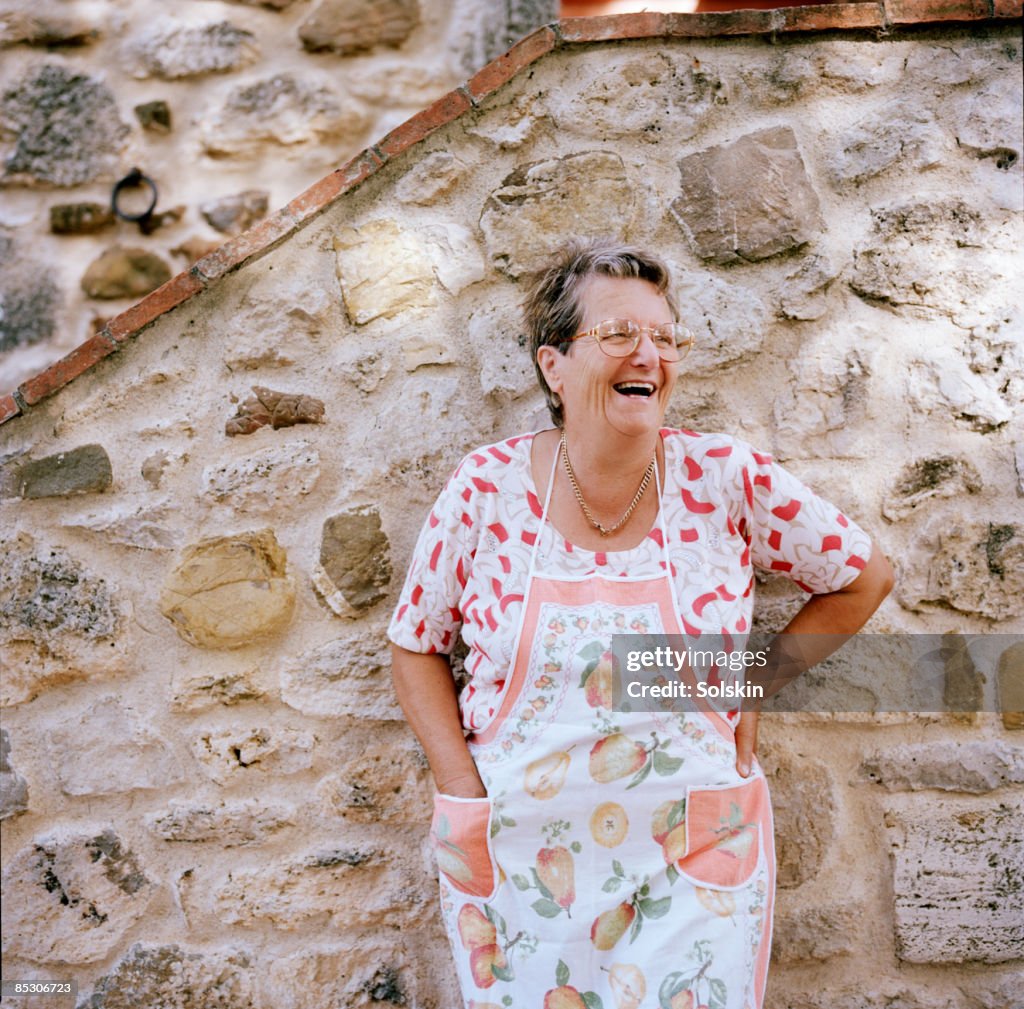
left=299, top=0, right=419, bottom=55
left=81, top=247, right=173, bottom=300
left=395, top=151, right=466, bottom=206
left=200, top=73, right=366, bottom=158
left=16, top=443, right=112, bottom=498
left=886, top=801, right=1024, bottom=963
left=559, top=52, right=726, bottom=143
left=882, top=456, right=982, bottom=522
left=126, top=21, right=259, bottom=79
left=830, top=100, right=944, bottom=183
left=313, top=506, right=392, bottom=616
left=201, top=189, right=270, bottom=236
left=0, top=63, right=128, bottom=186
left=849, top=200, right=1002, bottom=319
left=0, top=728, right=29, bottom=820
left=998, top=642, right=1024, bottom=731
left=861, top=742, right=1024, bottom=794
left=1, top=829, right=154, bottom=964
left=675, top=271, right=770, bottom=375
left=259, top=944, right=417, bottom=1009
left=279, top=627, right=404, bottom=721
left=771, top=902, right=861, bottom=963
left=146, top=799, right=294, bottom=846
left=50, top=697, right=183, bottom=796
left=315, top=732, right=430, bottom=825
left=224, top=386, right=325, bottom=437
left=192, top=726, right=315, bottom=785
left=907, top=353, right=1013, bottom=432
left=61, top=499, right=182, bottom=552
left=86, top=943, right=257, bottom=1009
left=670, top=127, right=824, bottom=264
left=760, top=747, right=835, bottom=888
left=773, top=337, right=871, bottom=455
left=200, top=441, right=320, bottom=511
left=171, top=666, right=267, bottom=712
left=0, top=232, right=61, bottom=352
left=334, top=220, right=437, bottom=325
left=778, top=254, right=840, bottom=322
left=159, top=529, right=296, bottom=648
left=480, top=151, right=637, bottom=278
left=898, top=522, right=1024, bottom=622
left=187, top=845, right=429, bottom=930
left=0, top=533, right=128, bottom=706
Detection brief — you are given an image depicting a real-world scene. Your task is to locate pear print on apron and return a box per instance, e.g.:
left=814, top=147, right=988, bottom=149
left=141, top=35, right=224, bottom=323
left=430, top=459, right=775, bottom=1009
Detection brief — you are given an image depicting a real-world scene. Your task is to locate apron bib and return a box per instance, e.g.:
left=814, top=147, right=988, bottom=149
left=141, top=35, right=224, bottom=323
left=430, top=452, right=775, bottom=1009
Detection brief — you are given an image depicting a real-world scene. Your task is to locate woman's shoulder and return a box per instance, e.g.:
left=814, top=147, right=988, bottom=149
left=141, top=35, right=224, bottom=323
left=661, top=428, right=767, bottom=469
left=448, top=432, right=536, bottom=488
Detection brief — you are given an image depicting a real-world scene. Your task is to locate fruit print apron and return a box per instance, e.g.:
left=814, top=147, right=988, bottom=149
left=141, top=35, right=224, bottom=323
left=430, top=457, right=775, bottom=1009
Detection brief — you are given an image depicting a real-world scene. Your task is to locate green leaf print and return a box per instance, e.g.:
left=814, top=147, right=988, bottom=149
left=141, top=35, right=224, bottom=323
left=666, top=864, right=680, bottom=886
left=511, top=873, right=531, bottom=891
left=556, top=959, right=570, bottom=986
left=488, top=905, right=508, bottom=935
left=581, top=993, right=605, bottom=1009
left=709, top=977, right=728, bottom=1009
left=612, top=859, right=625, bottom=877
left=502, top=997, right=513, bottom=1007
left=501, top=815, right=517, bottom=828
left=628, top=910, right=643, bottom=944
left=601, top=876, right=622, bottom=893
left=639, top=896, right=671, bottom=919
left=658, top=971, right=689, bottom=1008
left=531, top=897, right=563, bottom=919
left=435, top=814, right=451, bottom=839
left=626, top=758, right=653, bottom=790
left=578, top=658, right=599, bottom=688
left=492, top=963, right=514, bottom=983
left=578, top=641, right=605, bottom=661
left=531, top=868, right=554, bottom=900
left=667, top=798, right=687, bottom=829
left=653, top=750, right=684, bottom=776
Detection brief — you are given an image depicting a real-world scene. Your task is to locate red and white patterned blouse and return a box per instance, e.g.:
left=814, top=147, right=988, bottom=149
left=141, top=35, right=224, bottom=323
left=388, top=429, right=872, bottom=731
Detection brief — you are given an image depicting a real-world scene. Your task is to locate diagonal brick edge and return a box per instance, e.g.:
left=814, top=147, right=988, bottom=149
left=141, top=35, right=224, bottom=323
left=4, top=4, right=1019, bottom=426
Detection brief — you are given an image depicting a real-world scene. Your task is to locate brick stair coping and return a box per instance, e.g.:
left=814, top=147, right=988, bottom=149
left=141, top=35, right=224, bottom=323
left=3, top=2, right=1020, bottom=427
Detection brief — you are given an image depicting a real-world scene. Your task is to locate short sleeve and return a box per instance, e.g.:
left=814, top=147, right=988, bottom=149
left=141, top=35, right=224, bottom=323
left=388, top=461, right=478, bottom=655
left=737, top=445, right=872, bottom=594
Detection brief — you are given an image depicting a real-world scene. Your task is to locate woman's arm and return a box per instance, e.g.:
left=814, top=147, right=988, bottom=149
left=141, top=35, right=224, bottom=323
left=734, top=540, right=895, bottom=776
left=390, top=643, right=487, bottom=798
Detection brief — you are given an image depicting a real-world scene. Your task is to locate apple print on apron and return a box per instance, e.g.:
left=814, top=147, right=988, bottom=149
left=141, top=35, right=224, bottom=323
left=430, top=462, right=776, bottom=1009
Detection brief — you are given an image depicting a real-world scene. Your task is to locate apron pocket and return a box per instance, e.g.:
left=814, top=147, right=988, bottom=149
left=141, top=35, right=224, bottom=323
left=675, top=775, right=768, bottom=891
left=430, top=793, right=499, bottom=900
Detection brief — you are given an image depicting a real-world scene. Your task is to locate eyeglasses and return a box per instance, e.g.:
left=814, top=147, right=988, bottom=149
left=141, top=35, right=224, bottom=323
left=569, top=319, right=696, bottom=362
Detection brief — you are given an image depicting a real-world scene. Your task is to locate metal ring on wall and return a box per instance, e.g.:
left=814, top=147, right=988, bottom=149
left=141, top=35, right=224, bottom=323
left=111, top=168, right=158, bottom=222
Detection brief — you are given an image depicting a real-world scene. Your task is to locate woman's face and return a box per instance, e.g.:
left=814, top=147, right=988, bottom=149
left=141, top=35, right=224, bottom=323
left=539, top=275, right=679, bottom=440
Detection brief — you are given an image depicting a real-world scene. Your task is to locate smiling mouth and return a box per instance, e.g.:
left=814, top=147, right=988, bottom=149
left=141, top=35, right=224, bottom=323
left=613, top=382, right=656, bottom=398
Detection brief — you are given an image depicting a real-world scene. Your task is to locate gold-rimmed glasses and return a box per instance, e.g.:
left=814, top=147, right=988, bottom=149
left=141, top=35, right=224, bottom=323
left=569, top=319, right=696, bottom=362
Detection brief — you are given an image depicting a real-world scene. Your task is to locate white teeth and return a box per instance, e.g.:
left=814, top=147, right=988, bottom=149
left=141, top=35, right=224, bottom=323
left=614, top=382, right=655, bottom=395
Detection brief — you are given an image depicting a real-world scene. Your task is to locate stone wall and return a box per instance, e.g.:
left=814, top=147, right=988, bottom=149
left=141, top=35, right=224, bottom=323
left=0, top=0, right=557, bottom=392
left=2, top=10, right=1023, bottom=1009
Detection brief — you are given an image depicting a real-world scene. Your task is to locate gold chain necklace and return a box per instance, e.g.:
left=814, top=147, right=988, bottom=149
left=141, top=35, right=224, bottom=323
left=560, top=432, right=656, bottom=538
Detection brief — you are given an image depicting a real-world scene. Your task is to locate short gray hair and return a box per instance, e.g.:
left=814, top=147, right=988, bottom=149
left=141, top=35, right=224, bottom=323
left=521, top=238, right=679, bottom=427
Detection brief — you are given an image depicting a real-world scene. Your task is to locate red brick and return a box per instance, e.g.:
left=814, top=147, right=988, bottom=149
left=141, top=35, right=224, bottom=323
left=994, top=0, right=1022, bottom=15
left=0, top=392, right=21, bottom=426
left=885, top=0, right=989, bottom=22
left=375, top=89, right=473, bottom=160
left=18, top=333, right=117, bottom=407
left=193, top=210, right=298, bottom=282
left=104, top=270, right=205, bottom=345
left=466, top=26, right=559, bottom=103
left=287, top=149, right=385, bottom=223
left=779, top=3, right=886, bottom=31
left=557, top=12, right=669, bottom=42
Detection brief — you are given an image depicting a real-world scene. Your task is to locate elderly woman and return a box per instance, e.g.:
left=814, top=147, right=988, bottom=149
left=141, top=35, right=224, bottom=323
left=389, top=239, right=892, bottom=1009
